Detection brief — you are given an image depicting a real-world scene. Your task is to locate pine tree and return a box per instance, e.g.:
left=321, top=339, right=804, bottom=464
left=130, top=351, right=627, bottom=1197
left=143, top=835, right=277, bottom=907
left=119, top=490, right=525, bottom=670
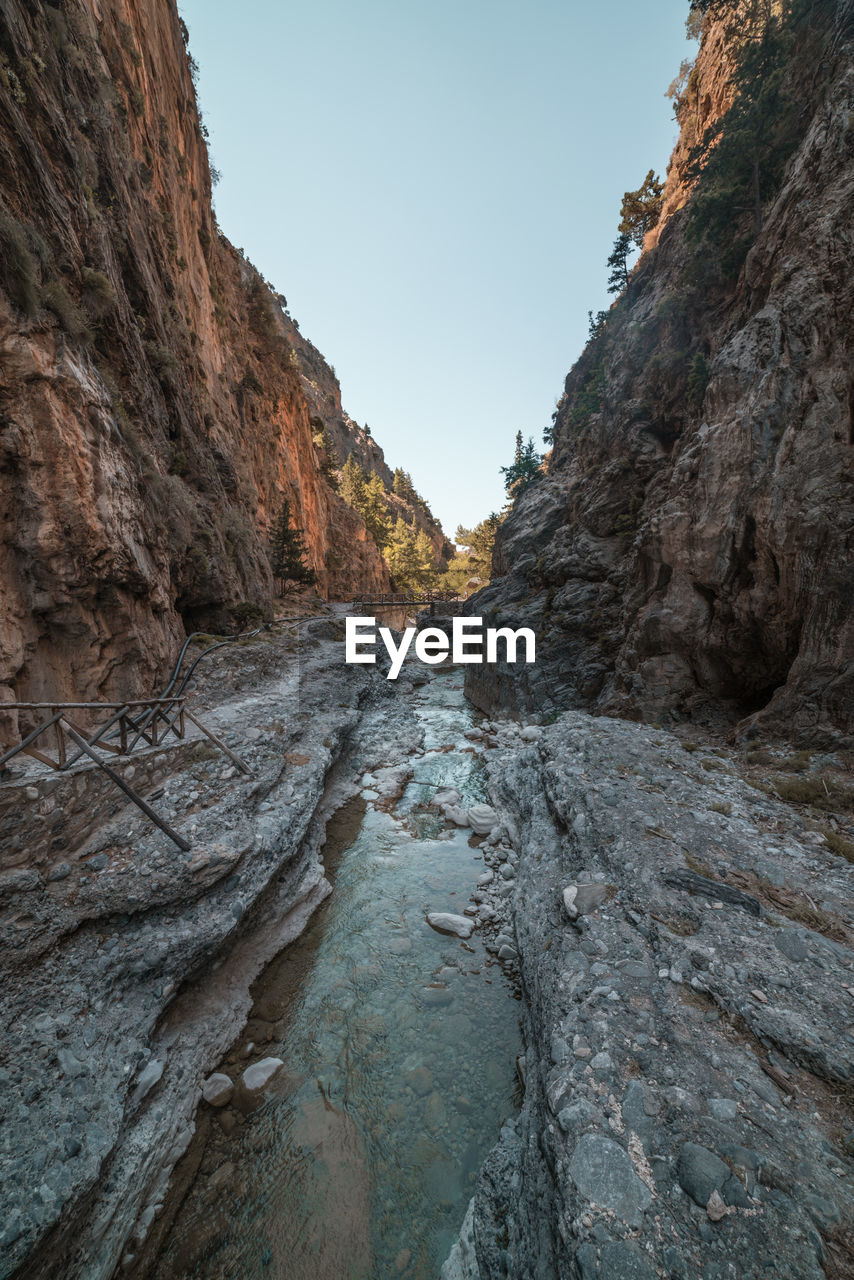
left=339, top=454, right=367, bottom=508
left=361, top=472, right=391, bottom=550
left=453, top=512, right=502, bottom=580
left=313, top=427, right=339, bottom=491
left=268, top=500, right=316, bottom=594
left=413, top=530, right=437, bottom=590
left=607, top=232, right=632, bottom=294
left=686, top=2, right=803, bottom=253
left=384, top=522, right=437, bottom=592
left=385, top=517, right=419, bottom=588
left=618, top=170, right=665, bottom=248
left=588, top=310, right=608, bottom=341
left=500, top=437, right=543, bottom=500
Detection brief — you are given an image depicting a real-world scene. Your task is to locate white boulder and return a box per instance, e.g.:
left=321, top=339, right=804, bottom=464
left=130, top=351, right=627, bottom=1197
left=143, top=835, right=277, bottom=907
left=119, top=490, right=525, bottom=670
left=242, top=1057, right=284, bottom=1093
left=427, top=912, right=475, bottom=939
left=201, top=1073, right=234, bottom=1106
left=467, top=803, right=498, bottom=835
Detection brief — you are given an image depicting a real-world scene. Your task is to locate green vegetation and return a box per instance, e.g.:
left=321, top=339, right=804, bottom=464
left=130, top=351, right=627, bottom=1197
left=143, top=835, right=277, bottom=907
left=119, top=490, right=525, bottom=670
left=230, top=601, right=265, bottom=631
left=392, top=467, right=417, bottom=502
left=0, top=210, right=41, bottom=315
left=145, top=340, right=179, bottom=390
left=685, top=0, right=817, bottom=277
left=361, top=471, right=392, bottom=549
left=339, top=454, right=367, bottom=510
left=268, top=500, right=316, bottom=594
left=240, top=368, right=263, bottom=396
left=606, top=171, right=664, bottom=297
left=81, top=268, right=116, bottom=320
left=385, top=519, right=436, bottom=592
left=772, top=772, right=854, bottom=814
left=500, top=430, right=543, bottom=500
left=819, top=828, right=854, bottom=863
left=568, top=363, right=605, bottom=433
left=619, top=170, right=664, bottom=248
left=686, top=351, right=710, bottom=409
left=339, top=453, right=443, bottom=590
left=40, top=280, right=90, bottom=341
left=312, top=424, right=340, bottom=491
left=439, top=513, right=502, bottom=595
left=607, top=232, right=631, bottom=295
left=0, top=209, right=119, bottom=341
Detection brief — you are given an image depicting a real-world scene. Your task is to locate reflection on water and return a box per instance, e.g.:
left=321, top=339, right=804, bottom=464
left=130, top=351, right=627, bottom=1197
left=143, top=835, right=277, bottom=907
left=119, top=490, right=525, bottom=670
left=150, top=672, right=520, bottom=1280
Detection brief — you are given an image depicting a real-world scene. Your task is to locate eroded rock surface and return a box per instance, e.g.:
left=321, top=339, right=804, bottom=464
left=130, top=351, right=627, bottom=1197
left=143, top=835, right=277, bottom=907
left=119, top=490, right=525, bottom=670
left=0, top=621, right=422, bottom=1280
left=0, top=0, right=443, bottom=716
left=461, top=713, right=854, bottom=1279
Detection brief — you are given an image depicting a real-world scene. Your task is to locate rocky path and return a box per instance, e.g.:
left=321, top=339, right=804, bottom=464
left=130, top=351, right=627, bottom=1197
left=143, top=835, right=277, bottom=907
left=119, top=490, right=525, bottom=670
left=453, top=714, right=854, bottom=1280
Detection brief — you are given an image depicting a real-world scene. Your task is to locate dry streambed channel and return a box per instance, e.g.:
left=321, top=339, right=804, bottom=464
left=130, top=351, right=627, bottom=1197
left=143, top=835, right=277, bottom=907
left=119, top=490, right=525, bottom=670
left=140, top=669, right=521, bottom=1280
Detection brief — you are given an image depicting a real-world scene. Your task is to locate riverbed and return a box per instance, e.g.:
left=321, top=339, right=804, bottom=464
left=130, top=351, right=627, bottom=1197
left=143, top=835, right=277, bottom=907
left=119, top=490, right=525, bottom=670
left=145, top=669, right=521, bottom=1280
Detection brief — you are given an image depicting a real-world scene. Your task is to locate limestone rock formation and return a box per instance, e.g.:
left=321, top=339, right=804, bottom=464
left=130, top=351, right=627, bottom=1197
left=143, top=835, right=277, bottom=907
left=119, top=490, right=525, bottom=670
left=468, top=0, right=854, bottom=745
left=467, top=714, right=854, bottom=1279
left=0, top=0, right=431, bottom=716
left=285, top=319, right=450, bottom=561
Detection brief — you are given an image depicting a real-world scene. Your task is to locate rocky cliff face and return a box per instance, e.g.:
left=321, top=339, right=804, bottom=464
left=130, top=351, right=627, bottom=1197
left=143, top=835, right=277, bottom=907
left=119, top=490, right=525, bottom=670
left=470, top=0, right=854, bottom=746
left=0, top=0, right=400, bottom=717
left=285, top=319, right=450, bottom=560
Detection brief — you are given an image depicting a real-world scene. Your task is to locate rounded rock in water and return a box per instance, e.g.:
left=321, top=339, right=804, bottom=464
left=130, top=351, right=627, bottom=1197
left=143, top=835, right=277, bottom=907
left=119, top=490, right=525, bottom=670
left=467, top=804, right=498, bottom=835
left=241, top=1057, right=284, bottom=1093
left=426, top=912, right=475, bottom=939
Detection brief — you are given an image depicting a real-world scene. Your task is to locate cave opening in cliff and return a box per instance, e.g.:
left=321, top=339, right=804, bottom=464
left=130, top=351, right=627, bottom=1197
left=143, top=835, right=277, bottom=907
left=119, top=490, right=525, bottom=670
left=736, top=677, right=788, bottom=717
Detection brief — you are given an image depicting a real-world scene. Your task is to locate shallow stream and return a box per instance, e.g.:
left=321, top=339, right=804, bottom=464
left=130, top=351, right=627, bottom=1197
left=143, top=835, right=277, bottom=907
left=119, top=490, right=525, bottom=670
left=149, top=669, right=521, bottom=1280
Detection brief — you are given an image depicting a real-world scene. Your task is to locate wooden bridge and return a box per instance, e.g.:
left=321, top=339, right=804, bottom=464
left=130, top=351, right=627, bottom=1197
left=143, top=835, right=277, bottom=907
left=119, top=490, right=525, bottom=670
left=350, top=590, right=461, bottom=613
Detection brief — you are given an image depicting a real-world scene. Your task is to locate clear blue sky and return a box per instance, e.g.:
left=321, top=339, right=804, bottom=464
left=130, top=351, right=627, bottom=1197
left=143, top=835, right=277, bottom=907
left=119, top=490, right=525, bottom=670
left=178, top=0, right=696, bottom=538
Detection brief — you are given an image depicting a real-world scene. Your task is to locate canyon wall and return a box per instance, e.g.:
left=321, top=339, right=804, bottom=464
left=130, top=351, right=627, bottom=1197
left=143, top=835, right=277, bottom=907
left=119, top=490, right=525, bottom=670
left=0, top=0, right=403, bottom=717
left=284, top=318, right=450, bottom=560
left=469, top=0, right=854, bottom=746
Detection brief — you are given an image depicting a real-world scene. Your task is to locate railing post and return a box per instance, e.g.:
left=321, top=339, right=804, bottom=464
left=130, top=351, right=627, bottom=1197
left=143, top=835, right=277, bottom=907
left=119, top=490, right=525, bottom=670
left=59, top=719, right=191, bottom=851
left=53, top=708, right=66, bottom=767
left=182, top=709, right=253, bottom=775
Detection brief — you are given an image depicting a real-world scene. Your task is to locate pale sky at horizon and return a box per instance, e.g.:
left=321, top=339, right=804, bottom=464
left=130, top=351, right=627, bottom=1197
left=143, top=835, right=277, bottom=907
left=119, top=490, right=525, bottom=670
left=178, top=0, right=697, bottom=537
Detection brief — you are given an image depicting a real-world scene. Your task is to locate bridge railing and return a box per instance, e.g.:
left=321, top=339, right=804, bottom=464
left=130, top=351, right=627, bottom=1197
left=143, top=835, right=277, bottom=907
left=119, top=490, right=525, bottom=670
left=0, top=697, right=251, bottom=851
left=349, top=591, right=462, bottom=607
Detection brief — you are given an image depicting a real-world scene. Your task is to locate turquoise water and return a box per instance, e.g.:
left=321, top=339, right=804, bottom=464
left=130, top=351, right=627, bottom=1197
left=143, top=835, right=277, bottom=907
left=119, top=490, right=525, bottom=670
left=150, top=671, right=520, bottom=1280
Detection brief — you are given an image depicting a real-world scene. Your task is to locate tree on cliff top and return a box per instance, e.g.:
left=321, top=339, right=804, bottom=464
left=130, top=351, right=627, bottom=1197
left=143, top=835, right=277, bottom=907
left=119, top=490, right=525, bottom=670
left=501, top=437, right=543, bottom=500
left=607, top=232, right=632, bottom=294
left=618, top=170, right=664, bottom=249
left=269, top=500, right=316, bottom=594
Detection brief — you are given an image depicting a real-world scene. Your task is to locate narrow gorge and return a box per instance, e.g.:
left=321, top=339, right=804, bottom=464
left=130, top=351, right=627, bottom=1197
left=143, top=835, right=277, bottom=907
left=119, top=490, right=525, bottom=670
left=0, top=2, right=852, bottom=1280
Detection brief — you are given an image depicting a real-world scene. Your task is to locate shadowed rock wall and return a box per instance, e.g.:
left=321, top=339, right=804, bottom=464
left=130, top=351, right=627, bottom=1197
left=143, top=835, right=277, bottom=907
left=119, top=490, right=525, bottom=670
left=469, top=0, right=854, bottom=746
